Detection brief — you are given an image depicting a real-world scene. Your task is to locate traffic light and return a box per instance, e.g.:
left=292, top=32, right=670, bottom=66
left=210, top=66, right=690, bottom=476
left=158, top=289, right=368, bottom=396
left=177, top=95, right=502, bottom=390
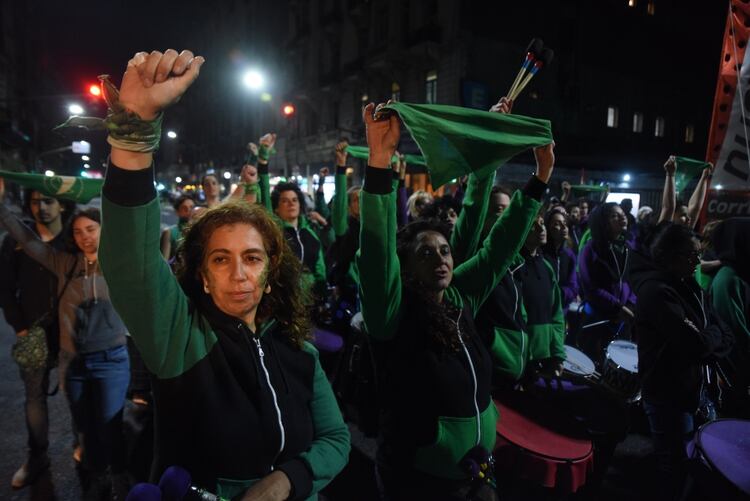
left=88, top=83, right=102, bottom=98
left=282, top=103, right=295, bottom=118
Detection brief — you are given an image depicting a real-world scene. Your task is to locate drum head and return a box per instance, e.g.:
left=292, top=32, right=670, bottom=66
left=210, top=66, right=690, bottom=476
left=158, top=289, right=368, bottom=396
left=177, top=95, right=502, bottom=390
left=606, top=340, right=638, bottom=372
left=563, top=345, right=595, bottom=376
left=696, top=419, right=750, bottom=495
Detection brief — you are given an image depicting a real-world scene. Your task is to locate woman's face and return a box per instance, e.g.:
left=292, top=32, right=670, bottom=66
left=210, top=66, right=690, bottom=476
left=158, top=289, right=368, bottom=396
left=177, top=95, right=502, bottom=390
left=407, top=230, right=453, bottom=293
left=568, top=206, right=580, bottom=224
left=73, top=216, right=100, bottom=255
left=439, top=207, right=458, bottom=232
left=202, top=223, right=270, bottom=324
left=275, top=190, right=301, bottom=222
left=579, top=201, right=589, bottom=218
left=177, top=199, right=196, bottom=221
left=525, top=216, right=547, bottom=250
left=547, top=212, right=568, bottom=246
left=607, top=206, right=628, bottom=239
left=203, top=175, right=220, bottom=198
left=674, top=205, right=691, bottom=227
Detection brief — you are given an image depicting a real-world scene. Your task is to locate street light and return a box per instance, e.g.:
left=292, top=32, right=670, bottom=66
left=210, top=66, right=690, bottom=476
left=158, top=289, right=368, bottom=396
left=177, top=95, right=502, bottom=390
left=242, top=69, right=265, bottom=90
left=81, top=155, right=90, bottom=161
left=84, top=163, right=91, bottom=169
left=622, top=173, right=631, bottom=182
left=167, top=130, right=178, bottom=139
left=175, top=176, right=183, bottom=183
left=45, top=170, right=55, bottom=177
left=68, top=103, right=84, bottom=115
left=223, top=171, right=232, bottom=180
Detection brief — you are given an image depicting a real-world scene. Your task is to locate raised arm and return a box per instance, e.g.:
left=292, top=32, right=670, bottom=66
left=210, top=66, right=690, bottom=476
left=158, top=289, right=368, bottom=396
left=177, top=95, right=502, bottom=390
left=687, top=165, right=712, bottom=230
left=0, top=203, right=65, bottom=276
left=99, top=49, right=209, bottom=378
left=357, top=102, right=403, bottom=341
left=257, top=133, right=275, bottom=211
left=453, top=142, right=553, bottom=314
left=658, top=156, right=676, bottom=224
left=332, top=141, right=349, bottom=237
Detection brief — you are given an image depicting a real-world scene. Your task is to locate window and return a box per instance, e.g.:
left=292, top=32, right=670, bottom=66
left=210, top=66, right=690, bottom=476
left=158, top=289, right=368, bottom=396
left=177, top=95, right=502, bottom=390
left=655, top=116, right=665, bottom=137
left=685, top=124, right=695, bottom=143
left=647, top=1, right=655, bottom=15
left=425, top=70, right=438, bottom=104
left=607, top=106, right=619, bottom=128
left=632, top=112, right=643, bottom=133
left=391, top=82, right=401, bottom=102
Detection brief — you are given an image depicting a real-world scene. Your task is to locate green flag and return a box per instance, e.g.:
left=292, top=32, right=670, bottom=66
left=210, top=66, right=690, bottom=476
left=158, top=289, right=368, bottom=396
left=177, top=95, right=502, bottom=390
left=0, top=170, right=103, bottom=203
left=345, top=145, right=427, bottom=167
left=674, top=156, right=710, bottom=193
left=383, top=102, right=553, bottom=188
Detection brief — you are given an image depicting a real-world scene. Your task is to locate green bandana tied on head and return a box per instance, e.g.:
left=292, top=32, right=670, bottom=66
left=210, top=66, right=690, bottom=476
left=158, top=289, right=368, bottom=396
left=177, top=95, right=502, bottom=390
left=674, top=156, right=710, bottom=194
left=0, top=170, right=103, bottom=203
left=382, top=102, right=553, bottom=188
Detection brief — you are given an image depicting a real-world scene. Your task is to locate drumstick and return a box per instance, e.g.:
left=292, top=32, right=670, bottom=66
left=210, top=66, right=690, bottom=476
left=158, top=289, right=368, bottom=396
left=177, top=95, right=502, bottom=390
left=507, top=38, right=544, bottom=100
left=510, top=48, right=554, bottom=101
left=581, top=319, right=611, bottom=330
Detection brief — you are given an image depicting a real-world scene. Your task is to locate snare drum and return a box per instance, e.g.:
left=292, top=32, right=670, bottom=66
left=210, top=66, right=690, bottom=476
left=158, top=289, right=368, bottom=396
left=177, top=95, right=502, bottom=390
left=494, top=398, right=594, bottom=493
left=600, top=340, right=640, bottom=402
left=562, top=345, right=596, bottom=382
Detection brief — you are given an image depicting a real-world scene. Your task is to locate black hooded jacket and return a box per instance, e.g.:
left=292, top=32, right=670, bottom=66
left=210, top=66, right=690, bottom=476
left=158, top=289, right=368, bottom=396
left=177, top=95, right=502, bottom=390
left=630, top=250, right=734, bottom=411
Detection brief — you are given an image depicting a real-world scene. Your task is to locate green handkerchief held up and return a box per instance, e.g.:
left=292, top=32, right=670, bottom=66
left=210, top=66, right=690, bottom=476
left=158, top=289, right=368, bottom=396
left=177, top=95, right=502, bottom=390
left=674, top=156, right=710, bottom=194
left=383, top=102, right=553, bottom=188
left=0, top=170, right=103, bottom=203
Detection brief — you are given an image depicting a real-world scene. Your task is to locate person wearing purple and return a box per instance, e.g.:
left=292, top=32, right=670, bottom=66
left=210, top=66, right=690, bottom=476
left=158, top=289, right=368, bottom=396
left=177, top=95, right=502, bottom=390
left=577, top=202, right=636, bottom=362
left=542, top=208, right=579, bottom=310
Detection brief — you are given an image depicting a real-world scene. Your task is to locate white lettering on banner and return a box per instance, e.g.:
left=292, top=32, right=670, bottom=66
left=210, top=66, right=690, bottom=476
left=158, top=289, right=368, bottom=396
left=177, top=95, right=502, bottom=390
left=706, top=192, right=750, bottom=217
left=715, top=43, right=750, bottom=189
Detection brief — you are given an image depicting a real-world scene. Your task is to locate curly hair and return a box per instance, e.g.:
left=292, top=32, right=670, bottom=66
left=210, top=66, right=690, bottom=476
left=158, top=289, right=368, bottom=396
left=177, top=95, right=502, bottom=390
left=175, top=201, right=312, bottom=348
left=396, top=218, right=466, bottom=351
left=271, top=182, right=307, bottom=214
left=419, top=196, right=461, bottom=221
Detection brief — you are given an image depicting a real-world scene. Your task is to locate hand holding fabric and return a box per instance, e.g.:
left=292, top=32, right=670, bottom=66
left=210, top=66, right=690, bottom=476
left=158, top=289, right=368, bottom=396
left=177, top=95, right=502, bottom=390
left=363, top=101, right=400, bottom=169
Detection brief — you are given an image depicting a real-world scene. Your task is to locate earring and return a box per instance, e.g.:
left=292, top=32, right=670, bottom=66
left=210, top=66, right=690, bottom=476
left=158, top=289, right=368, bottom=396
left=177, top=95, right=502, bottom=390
left=264, top=284, right=271, bottom=294
left=203, top=283, right=210, bottom=294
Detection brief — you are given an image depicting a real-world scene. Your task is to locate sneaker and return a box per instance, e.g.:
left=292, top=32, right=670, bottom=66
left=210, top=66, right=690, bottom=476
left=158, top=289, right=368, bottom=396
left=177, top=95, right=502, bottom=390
left=11, top=458, right=50, bottom=489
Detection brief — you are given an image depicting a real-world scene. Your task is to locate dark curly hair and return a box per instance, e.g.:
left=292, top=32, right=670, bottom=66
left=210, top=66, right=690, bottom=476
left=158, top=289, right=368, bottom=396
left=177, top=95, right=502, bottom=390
left=650, top=222, right=697, bottom=268
left=271, top=182, right=307, bottom=214
left=396, top=218, right=466, bottom=351
left=175, top=200, right=312, bottom=348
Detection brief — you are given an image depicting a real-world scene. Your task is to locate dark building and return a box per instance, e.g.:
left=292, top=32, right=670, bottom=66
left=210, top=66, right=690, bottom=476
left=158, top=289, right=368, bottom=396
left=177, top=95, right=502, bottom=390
left=278, top=0, right=726, bottom=187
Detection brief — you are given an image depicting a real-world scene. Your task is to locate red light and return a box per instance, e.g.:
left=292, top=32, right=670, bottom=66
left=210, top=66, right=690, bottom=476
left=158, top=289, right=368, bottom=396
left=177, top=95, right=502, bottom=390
left=89, top=84, right=101, bottom=97
left=282, top=104, right=295, bottom=117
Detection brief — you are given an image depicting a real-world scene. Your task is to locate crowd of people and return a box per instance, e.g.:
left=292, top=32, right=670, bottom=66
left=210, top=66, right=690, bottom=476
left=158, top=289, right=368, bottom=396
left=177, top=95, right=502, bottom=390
left=1, top=48, right=749, bottom=501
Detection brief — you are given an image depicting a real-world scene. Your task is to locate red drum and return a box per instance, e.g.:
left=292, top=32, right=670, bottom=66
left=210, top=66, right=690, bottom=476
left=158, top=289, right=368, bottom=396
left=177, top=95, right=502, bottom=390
left=493, top=398, right=594, bottom=493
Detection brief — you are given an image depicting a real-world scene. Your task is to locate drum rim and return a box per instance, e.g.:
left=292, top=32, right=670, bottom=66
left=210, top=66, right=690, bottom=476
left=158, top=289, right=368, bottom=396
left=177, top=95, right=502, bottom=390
left=496, top=432, right=593, bottom=462
left=694, top=418, right=750, bottom=495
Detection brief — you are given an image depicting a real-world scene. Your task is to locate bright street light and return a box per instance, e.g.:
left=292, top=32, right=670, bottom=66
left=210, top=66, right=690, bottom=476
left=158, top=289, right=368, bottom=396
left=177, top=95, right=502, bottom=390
left=715, top=184, right=723, bottom=190
left=223, top=171, right=232, bottom=180
left=83, top=163, right=90, bottom=169
left=44, top=170, right=55, bottom=177
left=242, top=69, right=265, bottom=90
left=68, top=103, right=84, bottom=115
left=81, top=155, right=90, bottom=161
left=167, top=130, right=178, bottom=139
left=175, top=176, right=183, bottom=183
left=622, top=173, right=631, bottom=182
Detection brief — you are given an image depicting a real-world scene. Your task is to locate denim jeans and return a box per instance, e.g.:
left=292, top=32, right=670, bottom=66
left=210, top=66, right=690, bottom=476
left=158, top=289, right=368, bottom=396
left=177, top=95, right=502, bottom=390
left=18, top=366, right=51, bottom=464
left=64, top=345, right=130, bottom=474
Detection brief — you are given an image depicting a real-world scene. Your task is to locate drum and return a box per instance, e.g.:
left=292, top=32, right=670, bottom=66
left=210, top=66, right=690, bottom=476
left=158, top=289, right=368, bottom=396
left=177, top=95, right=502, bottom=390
left=493, top=398, right=594, bottom=493
left=600, top=340, right=640, bottom=402
left=687, top=419, right=750, bottom=498
left=562, top=345, right=596, bottom=382
left=311, top=327, right=344, bottom=353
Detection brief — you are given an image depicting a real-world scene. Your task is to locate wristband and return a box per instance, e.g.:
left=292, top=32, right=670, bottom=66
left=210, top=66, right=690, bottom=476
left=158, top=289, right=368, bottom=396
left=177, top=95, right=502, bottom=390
left=258, top=144, right=276, bottom=162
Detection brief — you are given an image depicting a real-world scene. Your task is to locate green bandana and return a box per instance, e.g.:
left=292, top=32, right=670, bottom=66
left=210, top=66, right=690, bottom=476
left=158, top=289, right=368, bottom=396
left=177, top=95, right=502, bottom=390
left=570, top=184, right=609, bottom=197
left=53, top=75, right=163, bottom=153
left=674, top=156, right=710, bottom=193
left=383, top=102, right=553, bottom=187
left=258, top=144, right=277, bottom=162
left=0, top=169, right=103, bottom=203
